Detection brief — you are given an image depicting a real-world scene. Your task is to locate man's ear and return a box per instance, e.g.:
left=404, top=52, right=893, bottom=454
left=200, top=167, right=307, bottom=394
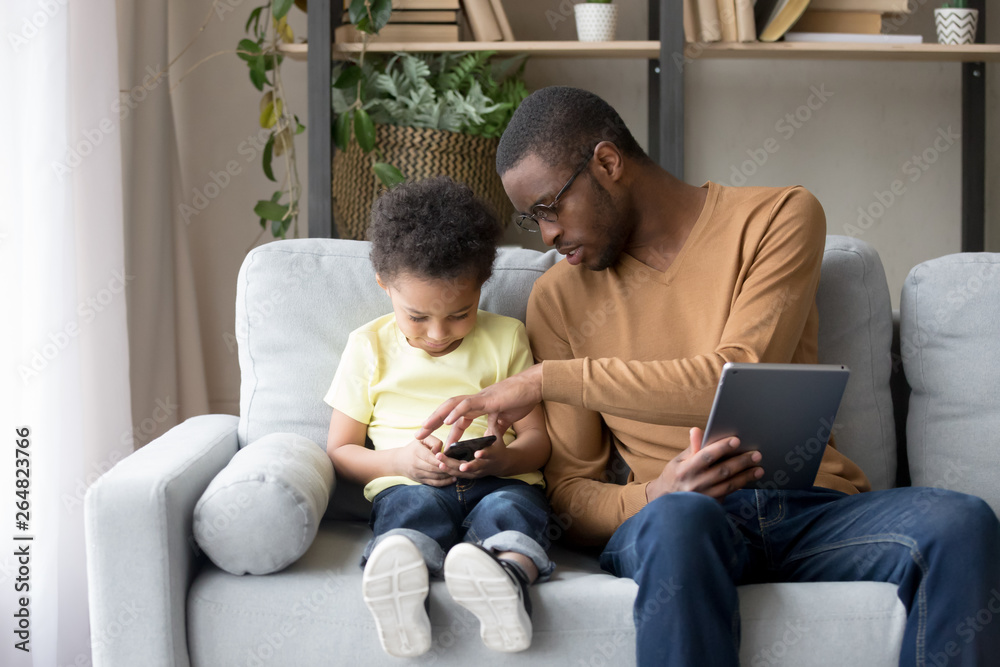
left=593, top=141, right=624, bottom=183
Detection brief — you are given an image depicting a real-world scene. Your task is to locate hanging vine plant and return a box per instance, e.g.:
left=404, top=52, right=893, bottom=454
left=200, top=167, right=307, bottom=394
left=237, top=0, right=305, bottom=240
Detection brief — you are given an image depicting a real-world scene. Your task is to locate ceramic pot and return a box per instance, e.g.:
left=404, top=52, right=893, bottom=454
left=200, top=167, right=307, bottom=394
left=934, top=8, right=979, bottom=45
left=574, top=3, right=619, bottom=42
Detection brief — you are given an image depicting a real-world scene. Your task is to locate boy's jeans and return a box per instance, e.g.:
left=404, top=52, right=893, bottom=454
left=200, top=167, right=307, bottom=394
left=598, top=486, right=1000, bottom=667
left=365, top=477, right=554, bottom=579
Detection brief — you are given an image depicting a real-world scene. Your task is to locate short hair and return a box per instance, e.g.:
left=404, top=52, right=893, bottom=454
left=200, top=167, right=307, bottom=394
left=367, top=176, right=502, bottom=286
left=496, top=86, right=650, bottom=176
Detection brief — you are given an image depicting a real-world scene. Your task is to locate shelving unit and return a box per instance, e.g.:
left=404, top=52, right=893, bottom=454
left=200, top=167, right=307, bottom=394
left=304, top=0, right=991, bottom=250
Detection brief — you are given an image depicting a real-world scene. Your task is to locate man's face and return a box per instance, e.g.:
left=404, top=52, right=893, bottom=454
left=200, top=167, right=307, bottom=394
left=501, top=153, right=632, bottom=272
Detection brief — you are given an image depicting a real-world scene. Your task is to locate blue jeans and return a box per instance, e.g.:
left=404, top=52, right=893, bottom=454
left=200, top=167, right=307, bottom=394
left=598, top=486, right=1000, bottom=667
left=365, top=477, right=554, bottom=579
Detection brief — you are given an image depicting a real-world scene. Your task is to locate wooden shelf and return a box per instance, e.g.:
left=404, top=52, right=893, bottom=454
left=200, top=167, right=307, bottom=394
left=687, top=42, right=1000, bottom=62
left=280, top=41, right=660, bottom=60
left=281, top=40, right=1000, bottom=62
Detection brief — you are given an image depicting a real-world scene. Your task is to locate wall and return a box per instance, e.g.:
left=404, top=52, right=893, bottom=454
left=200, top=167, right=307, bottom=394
left=166, top=1, right=997, bottom=416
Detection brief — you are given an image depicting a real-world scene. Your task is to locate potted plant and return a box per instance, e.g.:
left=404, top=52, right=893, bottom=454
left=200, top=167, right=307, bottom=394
left=574, top=0, right=619, bottom=42
left=934, top=1, right=979, bottom=45
left=330, top=50, right=530, bottom=240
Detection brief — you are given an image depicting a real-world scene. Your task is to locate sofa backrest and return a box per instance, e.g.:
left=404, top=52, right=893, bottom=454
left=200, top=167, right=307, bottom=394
left=235, top=236, right=898, bottom=519
left=901, top=253, right=1000, bottom=514
left=816, top=236, right=897, bottom=491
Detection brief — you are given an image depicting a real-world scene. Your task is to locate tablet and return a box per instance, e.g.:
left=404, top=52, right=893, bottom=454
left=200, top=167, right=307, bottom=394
left=700, top=362, right=850, bottom=491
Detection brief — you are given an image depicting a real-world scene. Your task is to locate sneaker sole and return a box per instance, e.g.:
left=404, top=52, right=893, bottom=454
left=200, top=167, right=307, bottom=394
left=444, top=543, right=532, bottom=652
left=362, top=535, right=431, bottom=658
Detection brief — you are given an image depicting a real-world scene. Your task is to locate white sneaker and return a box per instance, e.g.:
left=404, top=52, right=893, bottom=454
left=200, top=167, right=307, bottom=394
left=362, top=535, right=431, bottom=658
left=444, top=543, right=533, bottom=652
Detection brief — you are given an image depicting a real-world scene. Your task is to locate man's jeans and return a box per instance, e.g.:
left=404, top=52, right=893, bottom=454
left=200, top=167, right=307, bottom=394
left=365, top=477, right=554, bottom=579
left=598, top=486, right=1000, bottom=667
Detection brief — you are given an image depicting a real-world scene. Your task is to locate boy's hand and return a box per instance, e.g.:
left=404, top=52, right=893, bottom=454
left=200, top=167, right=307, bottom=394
left=393, top=436, right=456, bottom=487
left=433, top=431, right=511, bottom=479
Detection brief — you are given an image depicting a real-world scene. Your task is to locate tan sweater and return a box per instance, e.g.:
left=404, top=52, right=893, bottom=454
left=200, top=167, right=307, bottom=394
left=526, top=182, right=871, bottom=546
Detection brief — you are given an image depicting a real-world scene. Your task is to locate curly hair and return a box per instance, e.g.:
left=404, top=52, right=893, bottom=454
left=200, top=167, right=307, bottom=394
left=367, top=176, right=503, bottom=287
left=496, top=86, right=650, bottom=176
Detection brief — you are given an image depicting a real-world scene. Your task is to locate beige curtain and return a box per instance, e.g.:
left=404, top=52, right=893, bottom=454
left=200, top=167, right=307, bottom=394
left=116, top=0, right=210, bottom=443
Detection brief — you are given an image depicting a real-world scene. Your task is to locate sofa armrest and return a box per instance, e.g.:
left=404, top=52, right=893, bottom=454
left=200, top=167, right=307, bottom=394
left=85, top=414, right=240, bottom=667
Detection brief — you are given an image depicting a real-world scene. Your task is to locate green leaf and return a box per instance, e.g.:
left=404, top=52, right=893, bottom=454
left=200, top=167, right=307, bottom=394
left=237, top=39, right=261, bottom=61
left=259, top=217, right=267, bottom=229
left=245, top=7, right=263, bottom=33
left=249, top=66, right=266, bottom=91
left=262, top=135, right=276, bottom=181
left=369, top=0, right=393, bottom=33
left=334, top=111, right=353, bottom=151
left=348, top=0, right=368, bottom=25
left=295, top=115, right=306, bottom=134
left=354, top=108, right=376, bottom=153
left=373, top=162, right=406, bottom=187
left=333, top=64, right=363, bottom=89
left=254, top=200, right=290, bottom=221
left=272, top=0, right=295, bottom=20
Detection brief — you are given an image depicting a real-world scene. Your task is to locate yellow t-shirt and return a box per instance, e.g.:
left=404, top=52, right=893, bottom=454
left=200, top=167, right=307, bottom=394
left=324, top=310, right=545, bottom=501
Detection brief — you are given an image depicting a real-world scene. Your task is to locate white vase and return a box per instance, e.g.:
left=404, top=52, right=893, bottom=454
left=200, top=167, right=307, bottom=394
left=574, top=3, right=619, bottom=42
left=934, top=8, right=979, bottom=45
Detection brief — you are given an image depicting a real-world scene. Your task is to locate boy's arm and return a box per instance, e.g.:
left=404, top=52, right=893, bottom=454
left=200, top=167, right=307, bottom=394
left=327, top=409, right=455, bottom=487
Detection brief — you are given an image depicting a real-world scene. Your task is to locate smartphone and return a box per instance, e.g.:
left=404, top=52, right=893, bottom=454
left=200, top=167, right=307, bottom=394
left=443, top=435, right=497, bottom=462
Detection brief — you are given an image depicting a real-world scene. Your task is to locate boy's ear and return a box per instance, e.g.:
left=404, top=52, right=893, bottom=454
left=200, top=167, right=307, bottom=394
left=375, top=273, right=388, bottom=291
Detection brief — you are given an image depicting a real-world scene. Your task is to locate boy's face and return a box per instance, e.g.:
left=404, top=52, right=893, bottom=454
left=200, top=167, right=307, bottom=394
left=378, top=272, right=481, bottom=357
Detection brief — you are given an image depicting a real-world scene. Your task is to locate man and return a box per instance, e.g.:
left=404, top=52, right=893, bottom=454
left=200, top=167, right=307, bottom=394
left=417, top=86, right=1000, bottom=665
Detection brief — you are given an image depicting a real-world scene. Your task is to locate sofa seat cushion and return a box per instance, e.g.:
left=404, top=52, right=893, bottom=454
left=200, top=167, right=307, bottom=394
left=901, top=253, right=1000, bottom=514
left=187, top=521, right=905, bottom=666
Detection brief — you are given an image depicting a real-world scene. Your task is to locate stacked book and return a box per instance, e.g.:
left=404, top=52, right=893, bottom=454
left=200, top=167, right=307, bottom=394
left=781, top=0, right=921, bottom=44
left=334, top=0, right=514, bottom=43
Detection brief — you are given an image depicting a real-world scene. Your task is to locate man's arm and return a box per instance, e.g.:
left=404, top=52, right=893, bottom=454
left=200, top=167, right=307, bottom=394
left=526, top=289, right=649, bottom=545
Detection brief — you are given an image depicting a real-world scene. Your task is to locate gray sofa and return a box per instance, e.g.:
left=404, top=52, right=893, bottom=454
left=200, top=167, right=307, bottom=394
left=85, top=236, right=1000, bottom=666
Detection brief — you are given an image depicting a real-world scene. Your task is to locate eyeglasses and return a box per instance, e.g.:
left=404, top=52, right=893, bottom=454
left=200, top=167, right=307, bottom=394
left=513, top=154, right=592, bottom=232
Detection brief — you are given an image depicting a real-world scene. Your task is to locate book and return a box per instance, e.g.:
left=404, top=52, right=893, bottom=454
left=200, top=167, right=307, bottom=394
left=807, top=0, right=909, bottom=12
left=792, top=10, right=883, bottom=34
left=462, top=0, right=502, bottom=41
left=734, top=0, right=756, bottom=42
left=341, top=10, right=459, bottom=23
left=784, top=31, right=922, bottom=43
left=754, top=0, right=811, bottom=42
left=716, top=0, right=738, bottom=42
left=334, top=23, right=460, bottom=42
left=683, top=0, right=697, bottom=43
left=489, top=0, right=515, bottom=41
left=696, top=0, right=721, bottom=41
left=343, top=0, right=460, bottom=9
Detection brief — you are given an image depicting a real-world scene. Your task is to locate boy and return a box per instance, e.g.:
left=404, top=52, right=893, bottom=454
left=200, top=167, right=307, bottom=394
left=324, top=176, right=553, bottom=658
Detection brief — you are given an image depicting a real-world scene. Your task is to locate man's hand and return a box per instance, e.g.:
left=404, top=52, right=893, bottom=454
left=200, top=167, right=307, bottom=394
left=416, top=364, right=544, bottom=447
left=645, top=427, right=764, bottom=502
left=392, top=436, right=456, bottom=487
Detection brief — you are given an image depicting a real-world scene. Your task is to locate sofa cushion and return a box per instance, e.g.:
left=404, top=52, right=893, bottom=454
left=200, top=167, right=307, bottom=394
left=900, top=253, right=1000, bottom=513
left=186, top=521, right=905, bottom=666
left=193, top=432, right=334, bottom=574
left=235, top=239, right=561, bottom=520
left=815, top=236, right=897, bottom=490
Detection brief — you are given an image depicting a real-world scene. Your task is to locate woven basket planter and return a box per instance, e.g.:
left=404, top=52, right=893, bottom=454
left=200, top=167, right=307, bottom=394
left=332, top=124, right=513, bottom=241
